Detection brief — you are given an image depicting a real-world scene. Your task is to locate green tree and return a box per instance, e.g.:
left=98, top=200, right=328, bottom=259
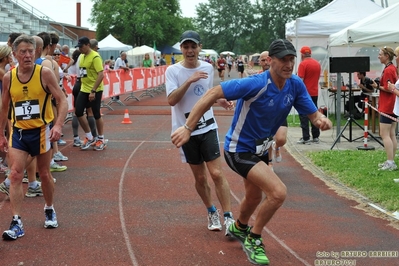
left=255, top=0, right=332, bottom=49
left=194, top=0, right=257, bottom=54
left=193, top=0, right=332, bottom=55
left=90, top=0, right=194, bottom=47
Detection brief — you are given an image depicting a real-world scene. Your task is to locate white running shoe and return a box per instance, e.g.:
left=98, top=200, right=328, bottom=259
left=207, top=210, right=222, bottom=231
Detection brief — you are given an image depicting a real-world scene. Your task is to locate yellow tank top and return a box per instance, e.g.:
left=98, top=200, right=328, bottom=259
left=10, top=64, right=54, bottom=129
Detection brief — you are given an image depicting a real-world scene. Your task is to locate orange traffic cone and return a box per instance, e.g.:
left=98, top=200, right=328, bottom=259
left=121, top=109, right=132, bottom=124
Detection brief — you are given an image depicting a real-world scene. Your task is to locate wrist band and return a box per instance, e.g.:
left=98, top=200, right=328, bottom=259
left=184, top=123, right=193, bottom=132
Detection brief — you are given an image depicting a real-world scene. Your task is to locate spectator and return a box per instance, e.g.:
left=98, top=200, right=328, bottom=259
left=355, top=72, right=375, bottom=112
left=297, top=46, right=321, bottom=145
left=372, top=46, right=398, bottom=171
left=142, top=53, right=153, bottom=68
left=171, top=52, right=175, bottom=64
left=112, top=52, right=130, bottom=101
left=160, top=54, right=167, bottom=65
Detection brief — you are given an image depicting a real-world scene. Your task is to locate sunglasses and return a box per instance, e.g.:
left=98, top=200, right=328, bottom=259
left=53, top=54, right=60, bottom=56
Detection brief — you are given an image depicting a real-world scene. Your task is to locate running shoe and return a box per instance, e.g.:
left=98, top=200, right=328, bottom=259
left=50, top=162, right=67, bottom=172
left=25, top=184, right=43, bottom=197
left=93, top=139, right=106, bottom=151
left=80, top=137, right=96, bottom=150
left=22, top=170, right=29, bottom=183
left=208, top=210, right=222, bottom=231
left=312, top=137, right=320, bottom=144
left=53, top=151, right=68, bottom=161
left=226, top=221, right=251, bottom=243
left=0, top=162, right=8, bottom=173
left=224, top=217, right=235, bottom=237
left=296, top=138, right=311, bottom=145
left=73, top=138, right=83, bottom=147
left=44, top=208, right=58, bottom=229
left=378, top=161, right=387, bottom=168
left=2, top=217, right=24, bottom=240
left=57, top=139, right=67, bottom=146
left=0, top=181, right=9, bottom=196
left=379, top=162, right=398, bottom=171
left=243, top=236, right=269, bottom=265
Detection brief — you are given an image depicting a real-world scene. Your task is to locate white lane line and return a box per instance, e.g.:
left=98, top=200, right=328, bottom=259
left=119, top=141, right=144, bottom=266
left=119, top=138, right=310, bottom=266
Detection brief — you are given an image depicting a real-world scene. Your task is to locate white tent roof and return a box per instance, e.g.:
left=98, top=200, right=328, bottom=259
left=125, top=45, right=161, bottom=67
left=173, top=42, right=180, bottom=50
left=285, top=0, right=382, bottom=38
left=201, top=49, right=218, bottom=57
left=98, top=34, right=132, bottom=51
left=220, top=51, right=235, bottom=56
left=329, top=3, right=399, bottom=47
left=127, top=45, right=161, bottom=56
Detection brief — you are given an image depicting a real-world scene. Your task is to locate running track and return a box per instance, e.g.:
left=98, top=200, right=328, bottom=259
left=1, top=70, right=399, bottom=266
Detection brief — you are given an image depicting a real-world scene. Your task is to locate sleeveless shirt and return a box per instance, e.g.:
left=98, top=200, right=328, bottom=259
left=9, top=64, right=54, bottom=129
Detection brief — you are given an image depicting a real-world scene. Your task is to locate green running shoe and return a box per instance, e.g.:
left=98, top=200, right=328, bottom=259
left=243, top=236, right=269, bottom=265
left=226, top=222, right=251, bottom=243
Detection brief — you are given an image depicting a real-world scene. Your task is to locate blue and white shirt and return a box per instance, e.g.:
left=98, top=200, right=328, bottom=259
left=222, top=70, right=317, bottom=155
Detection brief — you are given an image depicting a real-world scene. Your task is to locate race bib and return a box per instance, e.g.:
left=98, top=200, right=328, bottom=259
left=255, top=136, right=273, bottom=156
left=79, top=67, right=88, bottom=77
left=15, top=99, right=40, bottom=120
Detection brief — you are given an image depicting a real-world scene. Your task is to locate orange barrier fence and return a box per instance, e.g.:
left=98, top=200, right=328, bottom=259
left=62, top=65, right=167, bottom=112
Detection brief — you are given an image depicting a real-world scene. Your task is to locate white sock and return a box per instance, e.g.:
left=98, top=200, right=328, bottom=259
left=29, top=181, right=39, bottom=189
left=85, top=132, right=93, bottom=140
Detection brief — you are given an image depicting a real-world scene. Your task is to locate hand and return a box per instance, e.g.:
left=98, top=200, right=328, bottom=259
left=217, top=99, right=235, bottom=110
left=49, top=125, right=62, bottom=143
left=171, top=126, right=191, bottom=148
left=89, top=92, right=95, bottom=101
left=315, top=116, right=332, bottom=131
left=189, top=71, right=208, bottom=83
left=0, top=136, right=8, bottom=153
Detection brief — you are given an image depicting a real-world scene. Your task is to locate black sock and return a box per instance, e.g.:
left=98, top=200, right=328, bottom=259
left=237, top=219, right=248, bottom=230
left=249, top=231, right=261, bottom=239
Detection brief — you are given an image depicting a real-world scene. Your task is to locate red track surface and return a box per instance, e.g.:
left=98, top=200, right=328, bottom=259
left=1, top=72, right=399, bottom=266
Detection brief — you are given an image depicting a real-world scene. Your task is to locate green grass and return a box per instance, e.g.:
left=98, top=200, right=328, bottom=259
left=307, top=150, right=399, bottom=211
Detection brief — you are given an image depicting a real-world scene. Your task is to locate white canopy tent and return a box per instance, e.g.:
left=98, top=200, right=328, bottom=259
left=285, top=0, right=382, bottom=110
left=285, top=0, right=382, bottom=67
left=173, top=42, right=180, bottom=50
left=126, top=45, right=161, bottom=67
left=98, top=34, right=132, bottom=51
left=201, top=49, right=218, bottom=60
left=220, top=51, right=235, bottom=56
left=329, top=3, right=399, bottom=48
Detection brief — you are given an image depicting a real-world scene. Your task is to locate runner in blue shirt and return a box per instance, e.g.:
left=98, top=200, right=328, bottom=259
left=171, top=39, right=332, bottom=265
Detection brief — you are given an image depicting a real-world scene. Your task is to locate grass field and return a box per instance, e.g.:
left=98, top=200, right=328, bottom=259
left=286, top=113, right=397, bottom=212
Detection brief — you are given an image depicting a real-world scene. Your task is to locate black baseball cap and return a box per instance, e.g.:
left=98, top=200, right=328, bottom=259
left=75, top=36, right=90, bottom=48
left=268, top=39, right=296, bottom=58
left=180, top=30, right=201, bottom=44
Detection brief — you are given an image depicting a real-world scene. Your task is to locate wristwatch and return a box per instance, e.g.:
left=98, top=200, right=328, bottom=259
left=91, top=90, right=96, bottom=93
